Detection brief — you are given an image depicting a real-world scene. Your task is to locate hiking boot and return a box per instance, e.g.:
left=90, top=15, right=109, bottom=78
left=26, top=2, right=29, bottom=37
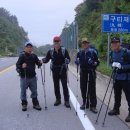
left=22, top=105, right=27, bottom=111
left=80, top=104, right=85, bottom=110
left=33, top=104, right=42, bottom=111
left=90, top=107, right=98, bottom=114
left=21, top=100, right=27, bottom=111
left=80, top=103, right=89, bottom=110
left=108, top=109, right=120, bottom=116
left=64, top=101, right=70, bottom=108
left=125, top=113, right=130, bottom=122
left=32, top=98, right=42, bottom=111
left=54, top=100, right=61, bottom=106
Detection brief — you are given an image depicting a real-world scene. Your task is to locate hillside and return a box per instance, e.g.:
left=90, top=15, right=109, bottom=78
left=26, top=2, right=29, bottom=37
left=0, top=8, right=27, bottom=56
left=75, top=0, right=130, bottom=59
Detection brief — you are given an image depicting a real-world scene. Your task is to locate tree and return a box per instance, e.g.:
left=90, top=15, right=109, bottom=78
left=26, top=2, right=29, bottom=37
left=0, top=8, right=27, bottom=55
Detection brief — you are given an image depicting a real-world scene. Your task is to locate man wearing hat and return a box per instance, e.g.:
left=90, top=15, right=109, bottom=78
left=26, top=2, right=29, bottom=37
left=108, top=37, right=130, bottom=122
left=75, top=37, right=99, bottom=113
left=16, top=42, right=42, bottom=111
left=42, top=36, right=71, bottom=108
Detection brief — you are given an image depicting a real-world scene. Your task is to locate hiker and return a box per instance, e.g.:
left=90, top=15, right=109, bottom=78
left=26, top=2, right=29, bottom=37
left=108, top=37, right=130, bottom=122
left=75, top=38, right=99, bottom=113
left=16, top=42, right=42, bottom=111
left=42, top=36, right=71, bottom=108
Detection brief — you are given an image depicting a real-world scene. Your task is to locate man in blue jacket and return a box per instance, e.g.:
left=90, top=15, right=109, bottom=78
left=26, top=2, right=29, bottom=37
left=108, top=37, right=130, bottom=122
left=75, top=38, right=99, bottom=113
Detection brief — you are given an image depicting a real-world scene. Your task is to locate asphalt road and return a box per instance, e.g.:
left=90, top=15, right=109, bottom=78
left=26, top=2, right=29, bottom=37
left=0, top=57, right=17, bottom=71
left=0, top=57, right=129, bottom=130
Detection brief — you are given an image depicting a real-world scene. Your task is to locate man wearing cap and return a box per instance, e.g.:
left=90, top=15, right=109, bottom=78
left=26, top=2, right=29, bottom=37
left=42, top=36, right=71, bottom=108
left=108, top=37, right=130, bottom=122
left=16, top=42, right=42, bottom=111
left=75, top=38, right=99, bottom=113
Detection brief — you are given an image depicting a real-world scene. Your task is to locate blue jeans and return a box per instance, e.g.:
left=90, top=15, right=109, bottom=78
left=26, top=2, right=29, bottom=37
left=20, top=76, right=38, bottom=101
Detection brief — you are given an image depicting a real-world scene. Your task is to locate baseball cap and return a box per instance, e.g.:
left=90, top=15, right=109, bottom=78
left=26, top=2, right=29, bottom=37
left=53, top=36, right=61, bottom=41
left=82, top=37, right=89, bottom=43
left=25, top=42, right=33, bottom=47
left=111, top=37, right=120, bottom=43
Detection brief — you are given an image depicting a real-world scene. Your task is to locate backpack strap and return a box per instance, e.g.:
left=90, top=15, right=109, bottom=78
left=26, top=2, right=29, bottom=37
left=61, top=47, right=65, bottom=58
left=50, top=48, right=54, bottom=59
left=78, top=49, right=84, bottom=58
left=109, top=51, right=113, bottom=64
left=122, top=48, right=129, bottom=63
left=89, top=48, right=98, bottom=58
left=50, top=47, right=66, bottom=59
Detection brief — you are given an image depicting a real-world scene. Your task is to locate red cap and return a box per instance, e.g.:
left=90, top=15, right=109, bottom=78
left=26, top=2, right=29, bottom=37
left=53, top=36, right=61, bottom=41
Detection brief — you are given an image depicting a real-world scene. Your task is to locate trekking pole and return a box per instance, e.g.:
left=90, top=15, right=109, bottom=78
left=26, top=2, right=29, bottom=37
left=64, top=64, right=71, bottom=109
left=43, top=64, right=47, bottom=110
left=76, top=64, right=79, bottom=115
left=50, top=62, right=52, bottom=76
left=84, top=72, right=89, bottom=117
left=24, top=68, right=29, bottom=117
left=24, top=68, right=27, bottom=84
left=102, top=68, right=118, bottom=126
left=24, top=68, right=28, bottom=90
left=66, top=65, right=69, bottom=84
left=50, top=68, right=51, bottom=76
left=95, top=69, right=114, bottom=123
left=40, top=64, right=47, bottom=110
left=66, top=65, right=71, bottom=110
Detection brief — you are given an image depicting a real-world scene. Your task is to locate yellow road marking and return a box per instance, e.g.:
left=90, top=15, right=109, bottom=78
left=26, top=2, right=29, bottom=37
left=0, top=64, right=15, bottom=74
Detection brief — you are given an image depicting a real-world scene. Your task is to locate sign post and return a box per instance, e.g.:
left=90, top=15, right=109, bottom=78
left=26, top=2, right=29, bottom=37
left=102, top=14, right=130, bottom=67
left=107, top=33, right=110, bottom=67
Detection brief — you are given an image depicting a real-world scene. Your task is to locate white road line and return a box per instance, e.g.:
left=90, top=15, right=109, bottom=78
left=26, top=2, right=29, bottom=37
left=69, top=88, right=95, bottom=130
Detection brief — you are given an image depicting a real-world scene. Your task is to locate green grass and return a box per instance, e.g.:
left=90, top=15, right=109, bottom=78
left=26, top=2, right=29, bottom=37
left=96, top=60, right=112, bottom=76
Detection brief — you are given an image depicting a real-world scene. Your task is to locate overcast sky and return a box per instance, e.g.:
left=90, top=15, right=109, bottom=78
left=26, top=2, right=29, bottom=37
left=0, top=0, right=83, bottom=46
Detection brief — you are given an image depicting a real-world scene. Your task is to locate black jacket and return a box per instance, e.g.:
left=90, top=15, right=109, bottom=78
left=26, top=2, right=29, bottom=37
left=16, top=52, right=41, bottom=78
left=43, top=47, right=70, bottom=66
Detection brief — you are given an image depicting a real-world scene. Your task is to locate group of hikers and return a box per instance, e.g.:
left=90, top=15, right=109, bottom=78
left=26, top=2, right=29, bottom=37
left=16, top=36, right=130, bottom=122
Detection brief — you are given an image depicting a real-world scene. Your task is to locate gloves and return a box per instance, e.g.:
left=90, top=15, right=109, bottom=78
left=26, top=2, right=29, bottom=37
left=112, top=62, right=122, bottom=69
left=75, top=58, right=80, bottom=65
left=38, top=60, right=42, bottom=68
left=65, top=58, right=69, bottom=64
left=22, top=63, right=27, bottom=68
left=112, top=62, right=117, bottom=68
left=16, top=68, right=21, bottom=74
left=116, top=62, right=122, bottom=69
left=88, top=58, right=94, bottom=65
left=42, top=58, right=46, bottom=63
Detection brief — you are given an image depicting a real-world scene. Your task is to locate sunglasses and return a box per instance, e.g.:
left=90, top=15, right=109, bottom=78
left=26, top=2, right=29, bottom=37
left=54, top=40, right=60, bottom=43
left=82, top=41, right=89, bottom=44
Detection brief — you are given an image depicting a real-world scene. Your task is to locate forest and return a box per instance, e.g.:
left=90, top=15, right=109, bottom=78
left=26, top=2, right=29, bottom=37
left=75, top=0, right=130, bottom=75
left=75, top=0, right=130, bottom=58
left=0, top=8, right=27, bottom=56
